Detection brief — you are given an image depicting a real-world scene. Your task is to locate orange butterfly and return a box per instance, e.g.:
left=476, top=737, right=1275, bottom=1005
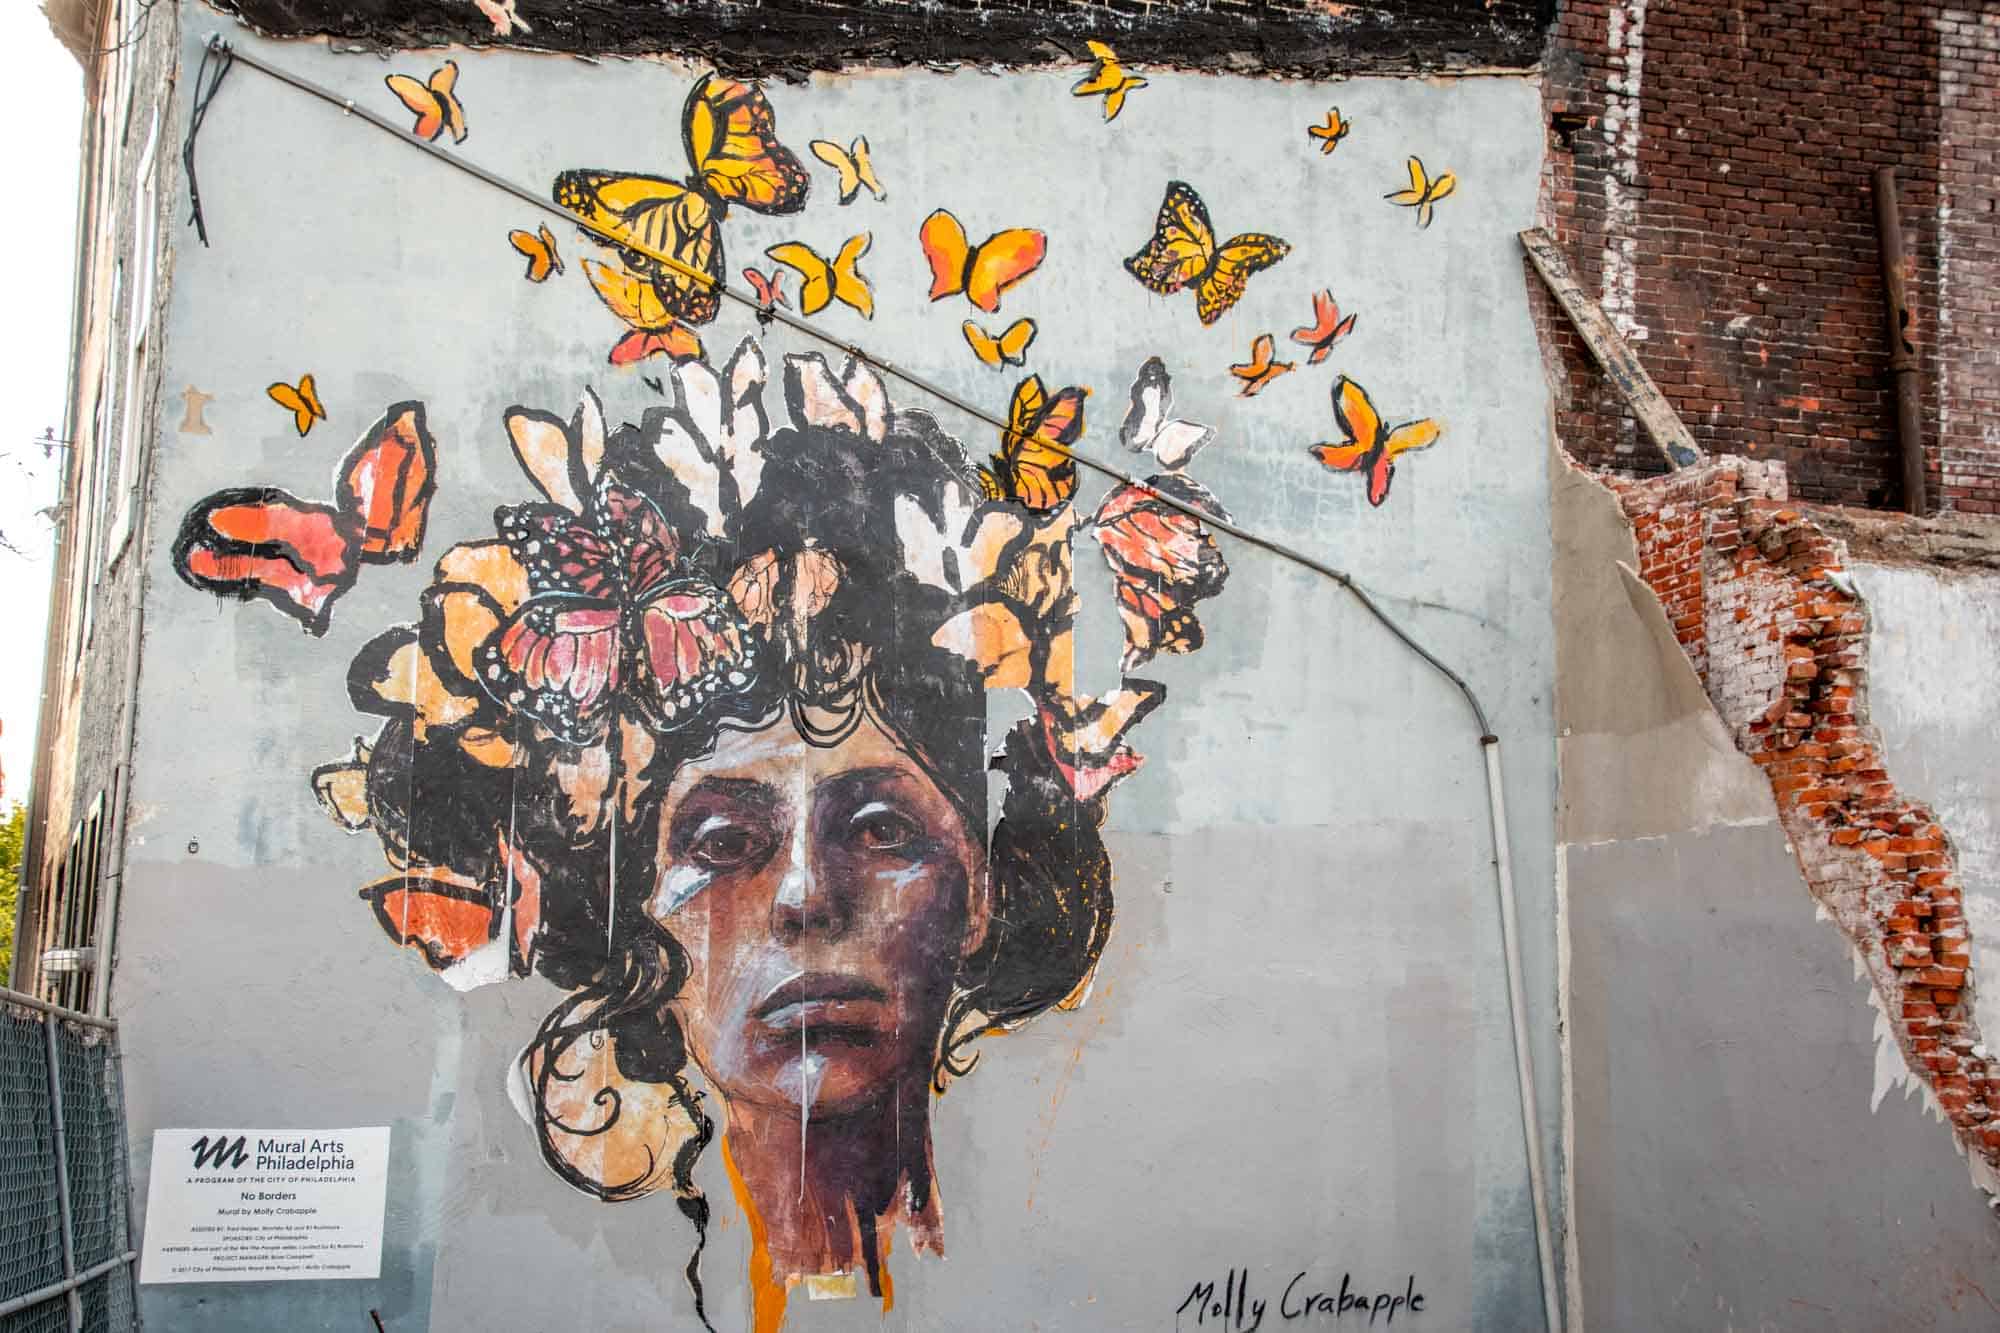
left=555, top=74, right=810, bottom=363
left=1290, top=290, right=1357, bottom=364
left=172, top=403, right=438, bottom=635
left=920, top=209, right=1046, bottom=313
left=508, top=224, right=564, bottom=282
left=385, top=61, right=467, bottom=144
left=1229, top=334, right=1294, bottom=397
left=1072, top=41, right=1147, bottom=122
left=742, top=266, right=788, bottom=310
left=766, top=235, right=873, bottom=318
left=1309, top=377, right=1440, bottom=507
left=1308, top=107, right=1352, bottom=155
left=979, top=375, right=1087, bottom=511
left=962, top=318, right=1037, bottom=369
left=268, top=374, right=326, bottom=436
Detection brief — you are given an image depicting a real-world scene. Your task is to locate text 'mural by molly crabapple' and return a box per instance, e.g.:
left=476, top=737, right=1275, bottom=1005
left=1180, top=1266, right=1429, bottom=1329
left=138, top=1128, right=390, bottom=1284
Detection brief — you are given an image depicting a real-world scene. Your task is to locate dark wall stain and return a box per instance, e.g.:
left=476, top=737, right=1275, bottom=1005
left=206, top=0, right=1554, bottom=78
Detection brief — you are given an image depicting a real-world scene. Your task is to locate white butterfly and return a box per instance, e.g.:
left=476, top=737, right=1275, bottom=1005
left=1119, top=356, right=1215, bottom=472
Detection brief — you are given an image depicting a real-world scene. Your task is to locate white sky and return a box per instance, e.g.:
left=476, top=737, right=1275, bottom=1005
left=0, top=8, right=83, bottom=807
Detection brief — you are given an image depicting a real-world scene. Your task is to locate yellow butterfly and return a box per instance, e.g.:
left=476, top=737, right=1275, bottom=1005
left=1123, top=181, right=1290, bottom=326
left=979, top=376, right=1087, bottom=511
left=1385, top=155, right=1456, bottom=229
left=555, top=75, right=810, bottom=358
left=507, top=224, right=564, bottom=282
left=809, top=137, right=886, bottom=205
left=1072, top=40, right=1147, bottom=122
left=268, top=374, right=326, bottom=437
left=765, top=234, right=874, bottom=319
left=385, top=61, right=467, bottom=144
left=963, top=318, right=1037, bottom=369
left=1308, top=107, right=1352, bottom=155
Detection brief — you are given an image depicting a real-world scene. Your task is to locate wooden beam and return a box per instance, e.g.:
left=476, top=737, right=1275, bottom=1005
left=1519, top=228, right=1703, bottom=471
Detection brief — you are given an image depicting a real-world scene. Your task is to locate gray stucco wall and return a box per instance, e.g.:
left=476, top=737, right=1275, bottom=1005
left=118, top=23, right=1558, bottom=1330
left=1557, top=458, right=2000, bottom=1330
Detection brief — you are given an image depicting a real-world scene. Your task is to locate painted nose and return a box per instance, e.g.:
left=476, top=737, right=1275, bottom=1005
left=768, top=820, right=852, bottom=944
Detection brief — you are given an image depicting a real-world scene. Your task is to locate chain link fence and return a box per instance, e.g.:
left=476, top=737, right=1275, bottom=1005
left=0, top=990, right=136, bottom=1333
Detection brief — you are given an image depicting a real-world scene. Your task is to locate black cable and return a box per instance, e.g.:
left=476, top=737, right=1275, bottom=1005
left=181, top=39, right=235, bottom=246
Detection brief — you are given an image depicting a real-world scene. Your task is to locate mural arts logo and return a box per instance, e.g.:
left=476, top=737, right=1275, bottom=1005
left=188, top=1134, right=249, bottom=1171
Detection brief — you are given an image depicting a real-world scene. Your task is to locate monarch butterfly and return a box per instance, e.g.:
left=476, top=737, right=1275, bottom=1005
left=978, top=375, right=1087, bottom=511
left=1309, top=376, right=1441, bottom=506
left=554, top=74, right=810, bottom=360
left=1124, top=181, right=1290, bottom=326
left=920, top=209, right=1047, bottom=314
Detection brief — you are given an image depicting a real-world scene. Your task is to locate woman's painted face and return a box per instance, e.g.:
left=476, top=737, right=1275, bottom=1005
left=647, top=715, right=987, bottom=1117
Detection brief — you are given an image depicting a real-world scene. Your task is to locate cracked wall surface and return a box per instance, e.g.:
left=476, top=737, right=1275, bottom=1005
left=1609, top=454, right=2000, bottom=1175
left=1556, top=449, right=2000, bottom=1330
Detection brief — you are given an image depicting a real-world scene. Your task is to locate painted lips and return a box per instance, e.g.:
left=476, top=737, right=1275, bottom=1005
left=752, top=973, right=888, bottom=1034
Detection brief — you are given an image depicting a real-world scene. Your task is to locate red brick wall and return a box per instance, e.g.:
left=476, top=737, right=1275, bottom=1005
left=1539, top=0, right=2000, bottom=514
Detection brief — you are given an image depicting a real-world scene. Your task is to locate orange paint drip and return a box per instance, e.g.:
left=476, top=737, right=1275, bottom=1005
left=721, top=1134, right=790, bottom=1333
left=878, top=1256, right=895, bottom=1314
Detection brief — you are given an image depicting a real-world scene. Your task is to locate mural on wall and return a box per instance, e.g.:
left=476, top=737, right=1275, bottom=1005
left=385, top=59, right=468, bottom=144
left=266, top=372, right=325, bottom=437
left=170, top=56, right=1473, bottom=1327
left=554, top=74, right=811, bottom=364
left=1385, top=155, right=1455, bottom=229
left=1123, top=181, right=1290, bottom=325
left=267, top=343, right=1234, bottom=1331
left=172, top=403, right=437, bottom=633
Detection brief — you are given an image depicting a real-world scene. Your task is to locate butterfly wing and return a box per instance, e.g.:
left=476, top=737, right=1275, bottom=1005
left=963, top=321, right=1003, bottom=368
left=172, top=487, right=361, bottom=635
left=920, top=209, right=971, bottom=302
left=476, top=594, right=624, bottom=742
left=1417, top=170, right=1456, bottom=228
left=829, top=232, right=875, bottom=318
left=336, top=402, right=437, bottom=563
left=299, top=374, right=325, bottom=422
left=554, top=171, right=723, bottom=324
left=268, top=380, right=313, bottom=436
left=851, top=137, right=885, bottom=201
left=742, top=266, right=784, bottom=307
left=999, top=382, right=1085, bottom=511
left=429, top=61, right=467, bottom=143
left=385, top=73, right=443, bottom=140
left=1330, top=375, right=1383, bottom=455
left=682, top=75, right=811, bottom=215
left=361, top=867, right=500, bottom=972
left=1231, top=333, right=1275, bottom=382
left=1101, top=74, right=1145, bottom=121
left=766, top=242, right=833, bottom=315
left=1196, top=233, right=1291, bottom=325
left=510, top=228, right=555, bottom=281
left=1383, top=418, right=1441, bottom=460
left=1366, top=449, right=1396, bottom=506
left=811, top=139, right=863, bottom=204
left=964, top=228, right=1047, bottom=313
left=1124, top=181, right=1216, bottom=295
left=997, top=317, right=1037, bottom=365
left=629, top=582, right=755, bottom=728
left=1120, top=356, right=1171, bottom=453
left=1387, top=155, right=1430, bottom=206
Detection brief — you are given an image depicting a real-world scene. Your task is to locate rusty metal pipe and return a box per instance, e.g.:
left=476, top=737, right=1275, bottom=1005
left=1872, top=167, right=1926, bottom=515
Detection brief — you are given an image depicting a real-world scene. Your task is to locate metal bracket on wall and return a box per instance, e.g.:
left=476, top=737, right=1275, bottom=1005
left=1518, top=227, right=1703, bottom=472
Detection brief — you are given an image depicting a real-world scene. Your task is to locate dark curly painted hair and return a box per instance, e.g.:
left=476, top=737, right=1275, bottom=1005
left=351, top=395, right=1112, bottom=1325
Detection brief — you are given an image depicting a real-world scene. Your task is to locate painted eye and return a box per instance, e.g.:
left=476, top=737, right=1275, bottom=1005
left=848, top=802, right=921, bottom=852
left=689, top=818, right=763, bottom=870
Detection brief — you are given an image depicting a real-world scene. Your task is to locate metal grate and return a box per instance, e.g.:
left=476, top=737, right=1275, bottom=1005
left=0, top=993, right=135, bottom=1333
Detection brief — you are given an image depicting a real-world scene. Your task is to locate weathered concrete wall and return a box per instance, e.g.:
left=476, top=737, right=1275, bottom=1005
left=119, top=20, right=1558, bottom=1331
left=1557, top=457, right=2000, bottom=1330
